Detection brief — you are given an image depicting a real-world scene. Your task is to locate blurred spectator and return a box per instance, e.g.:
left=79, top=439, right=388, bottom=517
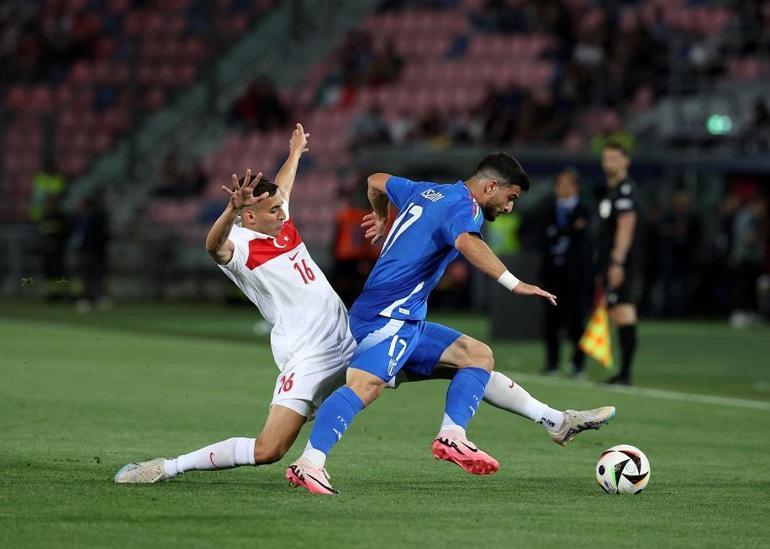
left=516, top=89, right=569, bottom=144
left=704, top=189, right=744, bottom=315
left=71, top=193, right=110, bottom=311
left=37, top=194, right=70, bottom=302
left=314, top=30, right=403, bottom=108
left=729, top=195, right=768, bottom=327
left=446, top=109, right=472, bottom=144
left=469, top=0, right=533, bottom=34
left=156, top=152, right=208, bottom=198
left=332, top=188, right=379, bottom=306
left=347, top=105, right=391, bottom=150
left=659, top=188, right=701, bottom=317
left=29, top=159, right=66, bottom=222
left=389, top=109, right=415, bottom=146
left=537, top=168, right=593, bottom=376
left=338, top=30, right=377, bottom=87
left=367, top=39, right=403, bottom=85
left=228, top=77, right=289, bottom=132
left=417, top=109, right=451, bottom=148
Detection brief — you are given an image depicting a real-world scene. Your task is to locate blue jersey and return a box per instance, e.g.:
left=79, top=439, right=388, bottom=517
left=349, top=176, right=484, bottom=321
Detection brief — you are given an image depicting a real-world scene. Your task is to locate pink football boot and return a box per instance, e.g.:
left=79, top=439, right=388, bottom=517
left=431, top=430, right=500, bottom=475
left=285, top=458, right=338, bottom=495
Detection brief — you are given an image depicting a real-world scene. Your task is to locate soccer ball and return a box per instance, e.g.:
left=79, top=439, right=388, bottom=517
left=596, top=444, right=650, bottom=495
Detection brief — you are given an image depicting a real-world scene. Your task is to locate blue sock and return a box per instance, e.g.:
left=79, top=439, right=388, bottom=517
left=443, top=367, right=490, bottom=430
left=308, top=386, right=364, bottom=456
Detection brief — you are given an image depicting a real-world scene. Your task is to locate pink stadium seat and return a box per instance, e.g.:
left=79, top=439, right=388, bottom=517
left=229, top=14, right=249, bottom=34
left=124, top=12, right=146, bottom=35
left=29, top=87, right=54, bottom=113
left=69, top=62, right=95, bottom=85
left=184, top=39, right=207, bottom=62
left=108, top=0, right=130, bottom=12
left=3, top=86, right=28, bottom=110
left=142, top=87, right=166, bottom=110
left=165, top=17, right=185, bottom=37
left=66, top=0, right=87, bottom=12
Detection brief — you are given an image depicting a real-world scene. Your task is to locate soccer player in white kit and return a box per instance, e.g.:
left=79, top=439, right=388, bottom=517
left=115, top=125, right=614, bottom=486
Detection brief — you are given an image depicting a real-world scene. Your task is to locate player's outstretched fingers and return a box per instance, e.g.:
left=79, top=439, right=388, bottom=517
left=248, top=171, right=263, bottom=189
left=361, top=213, right=376, bottom=229
left=541, top=289, right=558, bottom=306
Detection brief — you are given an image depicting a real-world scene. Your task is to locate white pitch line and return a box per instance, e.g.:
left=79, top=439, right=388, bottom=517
left=508, top=371, right=770, bottom=411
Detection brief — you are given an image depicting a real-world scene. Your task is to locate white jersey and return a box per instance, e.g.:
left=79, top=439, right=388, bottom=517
left=218, top=205, right=354, bottom=369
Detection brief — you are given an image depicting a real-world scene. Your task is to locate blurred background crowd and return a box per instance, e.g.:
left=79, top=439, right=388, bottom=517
left=1, top=0, right=768, bottom=325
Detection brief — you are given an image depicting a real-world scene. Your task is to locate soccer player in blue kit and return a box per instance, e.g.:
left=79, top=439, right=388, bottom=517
left=286, top=152, right=616, bottom=494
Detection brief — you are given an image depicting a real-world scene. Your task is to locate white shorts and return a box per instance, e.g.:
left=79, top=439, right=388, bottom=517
left=270, top=344, right=353, bottom=419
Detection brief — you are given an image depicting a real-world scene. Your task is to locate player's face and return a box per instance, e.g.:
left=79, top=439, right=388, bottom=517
left=482, top=182, right=522, bottom=221
left=554, top=174, right=578, bottom=199
left=601, top=149, right=629, bottom=179
left=243, top=193, right=286, bottom=236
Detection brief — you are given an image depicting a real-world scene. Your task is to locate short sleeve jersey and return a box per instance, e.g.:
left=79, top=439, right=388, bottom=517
left=218, top=200, right=352, bottom=366
left=349, top=176, right=484, bottom=321
left=597, top=177, right=638, bottom=264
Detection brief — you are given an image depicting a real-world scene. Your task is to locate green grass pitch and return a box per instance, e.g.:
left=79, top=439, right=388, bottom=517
left=1, top=303, right=769, bottom=548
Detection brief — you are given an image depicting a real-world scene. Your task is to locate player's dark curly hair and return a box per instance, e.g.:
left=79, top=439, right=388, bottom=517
left=474, top=152, right=530, bottom=191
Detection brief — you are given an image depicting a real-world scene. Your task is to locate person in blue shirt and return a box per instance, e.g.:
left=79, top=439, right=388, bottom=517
left=286, top=152, right=616, bottom=494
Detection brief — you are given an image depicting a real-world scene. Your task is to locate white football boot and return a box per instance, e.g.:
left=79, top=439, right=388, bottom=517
left=549, top=406, right=616, bottom=446
left=114, top=458, right=169, bottom=484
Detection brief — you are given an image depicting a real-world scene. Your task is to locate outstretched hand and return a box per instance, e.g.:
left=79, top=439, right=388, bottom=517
left=221, top=169, right=268, bottom=210
left=289, top=123, right=310, bottom=155
left=362, top=212, right=387, bottom=245
left=513, top=281, right=558, bottom=306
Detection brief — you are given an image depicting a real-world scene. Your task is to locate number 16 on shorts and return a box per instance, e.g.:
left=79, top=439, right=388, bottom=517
left=276, top=372, right=294, bottom=394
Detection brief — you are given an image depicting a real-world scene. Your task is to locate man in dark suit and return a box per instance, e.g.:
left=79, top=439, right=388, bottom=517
left=539, top=168, right=594, bottom=377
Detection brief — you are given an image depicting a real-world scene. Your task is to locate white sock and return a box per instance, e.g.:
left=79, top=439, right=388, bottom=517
left=438, top=413, right=466, bottom=437
left=301, top=441, right=327, bottom=468
left=483, top=371, right=564, bottom=431
left=163, top=437, right=256, bottom=478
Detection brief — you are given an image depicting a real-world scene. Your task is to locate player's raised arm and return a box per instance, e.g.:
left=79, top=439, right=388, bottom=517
left=362, top=172, right=392, bottom=244
left=274, top=123, right=310, bottom=200
left=205, top=169, right=267, bottom=265
left=455, top=232, right=557, bottom=306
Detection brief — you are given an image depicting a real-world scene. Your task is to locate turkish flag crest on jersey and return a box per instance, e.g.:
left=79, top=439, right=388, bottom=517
left=245, top=220, right=303, bottom=270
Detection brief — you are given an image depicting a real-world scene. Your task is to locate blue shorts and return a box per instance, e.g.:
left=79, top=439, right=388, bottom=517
left=348, top=314, right=462, bottom=382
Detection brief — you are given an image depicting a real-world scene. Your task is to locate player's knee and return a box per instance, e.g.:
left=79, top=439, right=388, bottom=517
left=346, top=369, right=385, bottom=406
left=472, top=341, right=495, bottom=371
left=460, top=338, right=494, bottom=371
left=450, top=336, right=494, bottom=371
left=253, top=438, right=289, bottom=465
left=348, top=381, right=384, bottom=406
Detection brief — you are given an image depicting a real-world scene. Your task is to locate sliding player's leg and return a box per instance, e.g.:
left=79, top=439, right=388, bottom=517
left=114, top=404, right=306, bottom=484
left=115, top=352, right=346, bottom=485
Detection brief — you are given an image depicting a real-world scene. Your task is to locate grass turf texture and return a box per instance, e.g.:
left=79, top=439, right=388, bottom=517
left=1, top=302, right=769, bottom=548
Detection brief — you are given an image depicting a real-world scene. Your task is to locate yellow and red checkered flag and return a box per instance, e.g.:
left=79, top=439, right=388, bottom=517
left=579, top=298, right=613, bottom=368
